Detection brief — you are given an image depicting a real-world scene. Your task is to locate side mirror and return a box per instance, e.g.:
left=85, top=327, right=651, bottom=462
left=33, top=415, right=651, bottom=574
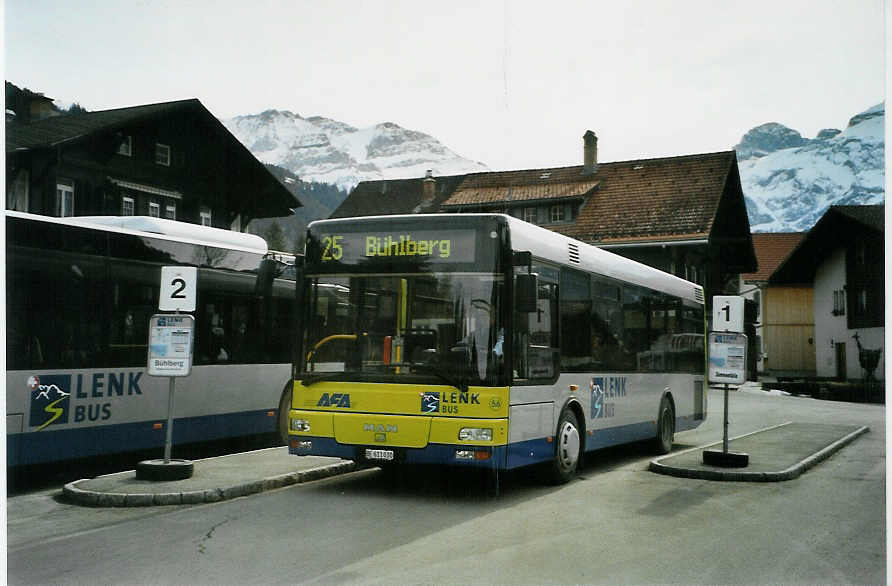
left=515, top=273, right=538, bottom=312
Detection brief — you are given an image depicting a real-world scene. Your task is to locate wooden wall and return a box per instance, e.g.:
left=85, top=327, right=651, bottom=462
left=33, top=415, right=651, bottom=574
left=763, top=286, right=816, bottom=375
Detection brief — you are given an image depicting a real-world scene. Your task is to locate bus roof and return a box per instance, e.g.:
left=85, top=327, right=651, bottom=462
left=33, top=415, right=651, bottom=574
left=309, top=213, right=704, bottom=304
left=503, top=214, right=704, bottom=304
left=7, top=211, right=269, bottom=254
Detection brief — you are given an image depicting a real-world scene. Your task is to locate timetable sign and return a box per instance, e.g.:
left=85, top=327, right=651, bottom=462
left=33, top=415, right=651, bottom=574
left=708, top=332, right=748, bottom=385
left=147, top=314, right=195, bottom=377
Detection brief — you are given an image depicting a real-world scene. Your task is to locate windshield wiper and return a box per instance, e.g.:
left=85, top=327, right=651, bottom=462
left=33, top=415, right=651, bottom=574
left=299, top=372, right=353, bottom=387
left=409, top=362, right=468, bottom=393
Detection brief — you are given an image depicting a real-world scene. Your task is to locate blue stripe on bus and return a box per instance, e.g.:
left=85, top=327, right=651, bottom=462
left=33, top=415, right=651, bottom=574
left=287, top=417, right=701, bottom=472
left=585, top=421, right=657, bottom=451
left=7, top=409, right=277, bottom=467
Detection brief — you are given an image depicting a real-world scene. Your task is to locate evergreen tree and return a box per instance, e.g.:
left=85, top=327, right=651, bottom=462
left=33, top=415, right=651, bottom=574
left=263, top=221, right=287, bottom=251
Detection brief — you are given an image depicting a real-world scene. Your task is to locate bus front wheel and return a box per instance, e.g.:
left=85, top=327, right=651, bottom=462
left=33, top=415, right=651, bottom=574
left=549, top=409, right=581, bottom=484
left=277, top=382, right=293, bottom=446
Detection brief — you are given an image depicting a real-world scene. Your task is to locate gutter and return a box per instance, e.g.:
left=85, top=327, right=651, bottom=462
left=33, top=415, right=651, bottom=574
left=595, top=238, right=708, bottom=249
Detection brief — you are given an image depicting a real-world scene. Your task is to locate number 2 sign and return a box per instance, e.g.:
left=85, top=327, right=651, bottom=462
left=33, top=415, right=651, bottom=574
left=159, top=266, right=198, bottom=312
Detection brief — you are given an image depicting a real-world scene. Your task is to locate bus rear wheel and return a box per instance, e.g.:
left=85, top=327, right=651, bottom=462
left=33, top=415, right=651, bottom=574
left=653, top=396, right=675, bottom=455
left=549, top=409, right=581, bottom=484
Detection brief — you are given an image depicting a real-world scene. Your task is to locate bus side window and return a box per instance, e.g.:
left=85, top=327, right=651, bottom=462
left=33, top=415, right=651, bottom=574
left=559, top=267, right=591, bottom=372
left=514, top=265, right=559, bottom=382
left=108, top=262, right=157, bottom=367
left=591, top=276, right=623, bottom=371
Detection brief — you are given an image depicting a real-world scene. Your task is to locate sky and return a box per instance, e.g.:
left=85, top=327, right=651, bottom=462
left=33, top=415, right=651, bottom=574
left=4, top=0, right=887, bottom=172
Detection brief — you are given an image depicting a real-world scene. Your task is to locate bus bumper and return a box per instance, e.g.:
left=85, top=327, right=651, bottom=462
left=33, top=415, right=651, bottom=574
left=287, top=410, right=508, bottom=468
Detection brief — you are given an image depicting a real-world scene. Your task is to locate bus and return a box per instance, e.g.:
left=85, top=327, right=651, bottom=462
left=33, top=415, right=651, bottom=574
left=6, top=211, right=295, bottom=467
left=285, top=213, right=706, bottom=483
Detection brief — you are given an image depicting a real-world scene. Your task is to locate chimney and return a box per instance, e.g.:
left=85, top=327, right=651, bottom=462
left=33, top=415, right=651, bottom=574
left=583, top=130, right=598, bottom=175
left=421, top=169, right=436, bottom=205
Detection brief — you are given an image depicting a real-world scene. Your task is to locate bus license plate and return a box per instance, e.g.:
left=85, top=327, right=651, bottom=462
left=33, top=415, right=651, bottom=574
left=365, top=449, right=394, bottom=461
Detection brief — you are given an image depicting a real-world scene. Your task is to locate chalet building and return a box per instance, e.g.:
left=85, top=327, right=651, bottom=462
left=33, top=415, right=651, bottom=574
left=335, top=131, right=758, bottom=313
left=6, top=93, right=299, bottom=230
left=770, top=205, right=884, bottom=385
left=739, top=233, right=811, bottom=378
left=5, top=82, right=61, bottom=123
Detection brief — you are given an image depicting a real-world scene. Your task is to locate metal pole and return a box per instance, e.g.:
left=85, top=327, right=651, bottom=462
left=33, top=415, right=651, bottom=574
left=164, top=376, right=176, bottom=463
left=722, top=383, right=730, bottom=453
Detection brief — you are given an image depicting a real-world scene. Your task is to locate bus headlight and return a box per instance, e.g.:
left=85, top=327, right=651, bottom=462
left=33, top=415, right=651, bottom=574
left=458, top=427, right=493, bottom=441
left=291, top=418, right=311, bottom=432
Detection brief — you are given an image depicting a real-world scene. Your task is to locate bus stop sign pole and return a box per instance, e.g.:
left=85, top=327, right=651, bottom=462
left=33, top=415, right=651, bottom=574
left=164, top=373, right=177, bottom=463
left=703, top=296, right=750, bottom=468
left=136, top=267, right=198, bottom=481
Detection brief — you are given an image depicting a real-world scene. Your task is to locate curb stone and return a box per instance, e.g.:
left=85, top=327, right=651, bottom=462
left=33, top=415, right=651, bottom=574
left=649, top=423, right=869, bottom=482
left=62, top=461, right=361, bottom=507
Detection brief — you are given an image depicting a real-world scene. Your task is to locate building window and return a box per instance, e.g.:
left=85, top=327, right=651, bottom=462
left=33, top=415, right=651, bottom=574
left=550, top=204, right=565, bottom=223
left=56, top=181, right=74, bottom=217
left=523, top=207, right=537, bottom=224
left=118, top=135, right=132, bottom=156
left=155, top=143, right=171, bottom=166
left=122, top=196, right=135, bottom=216
left=856, top=241, right=866, bottom=266
left=200, top=207, right=212, bottom=226
left=832, top=290, right=846, bottom=316
left=753, top=290, right=761, bottom=320
left=148, top=201, right=160, bottom=218
left=165, top=204, right=176, bottom=220
left=8, top=168, right=29, bottom=211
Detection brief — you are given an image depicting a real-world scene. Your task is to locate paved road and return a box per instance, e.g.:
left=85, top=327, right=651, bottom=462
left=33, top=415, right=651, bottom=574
left=7, top=388, right=885, bottom=585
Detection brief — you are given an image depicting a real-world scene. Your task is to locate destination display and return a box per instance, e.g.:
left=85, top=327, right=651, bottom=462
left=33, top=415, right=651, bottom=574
left=314, top=229, right=478, bottom=264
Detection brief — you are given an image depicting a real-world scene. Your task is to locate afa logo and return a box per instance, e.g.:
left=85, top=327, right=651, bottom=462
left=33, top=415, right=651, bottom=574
left=316, top=393, right=351, bottom=408
left=28, top=375, right=71, bottom=430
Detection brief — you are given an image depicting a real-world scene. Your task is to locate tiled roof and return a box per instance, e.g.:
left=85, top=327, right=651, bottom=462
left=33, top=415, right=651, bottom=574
left=332, top=174, right=468, bottom=218
left=6, top=99, right=201, bottom=151
left=441, top=151, right=736, bottom=243
left=443, top=167, right=599, bottom=205
left=335, top=150, right=747, bottom=252
left=568, top=152, right=735, bottom=243
left=740, top=233, right=805, bottom=282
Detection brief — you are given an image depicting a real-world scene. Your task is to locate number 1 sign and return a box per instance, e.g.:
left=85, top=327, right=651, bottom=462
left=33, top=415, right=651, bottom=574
left=159, top=266, right=198, bottom=312
left=712, top=295, right=744, bottom=333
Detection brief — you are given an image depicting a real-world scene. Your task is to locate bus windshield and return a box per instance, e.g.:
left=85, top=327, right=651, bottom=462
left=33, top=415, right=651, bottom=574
left=302, top=273, right=505, bottom=387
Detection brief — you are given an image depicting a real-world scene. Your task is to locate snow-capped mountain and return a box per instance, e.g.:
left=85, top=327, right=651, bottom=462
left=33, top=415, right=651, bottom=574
left=736, top=103, right=885, bottom=232
left=222, top=110, right=488, bottom=192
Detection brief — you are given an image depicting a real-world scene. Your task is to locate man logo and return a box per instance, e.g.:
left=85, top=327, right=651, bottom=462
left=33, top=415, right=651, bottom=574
left=29, top=375, right=72, bottom=430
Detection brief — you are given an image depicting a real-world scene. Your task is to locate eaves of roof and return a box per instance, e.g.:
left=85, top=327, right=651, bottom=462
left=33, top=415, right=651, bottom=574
left=769, top=205, right=884, bottom=284
left=6, top=99, right=202, bottom=152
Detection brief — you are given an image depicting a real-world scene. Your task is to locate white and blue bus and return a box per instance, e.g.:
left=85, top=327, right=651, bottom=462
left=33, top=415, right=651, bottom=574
left=6, top=211, right=295, bottom=467
left=285, top=213, right=706, bottom=483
